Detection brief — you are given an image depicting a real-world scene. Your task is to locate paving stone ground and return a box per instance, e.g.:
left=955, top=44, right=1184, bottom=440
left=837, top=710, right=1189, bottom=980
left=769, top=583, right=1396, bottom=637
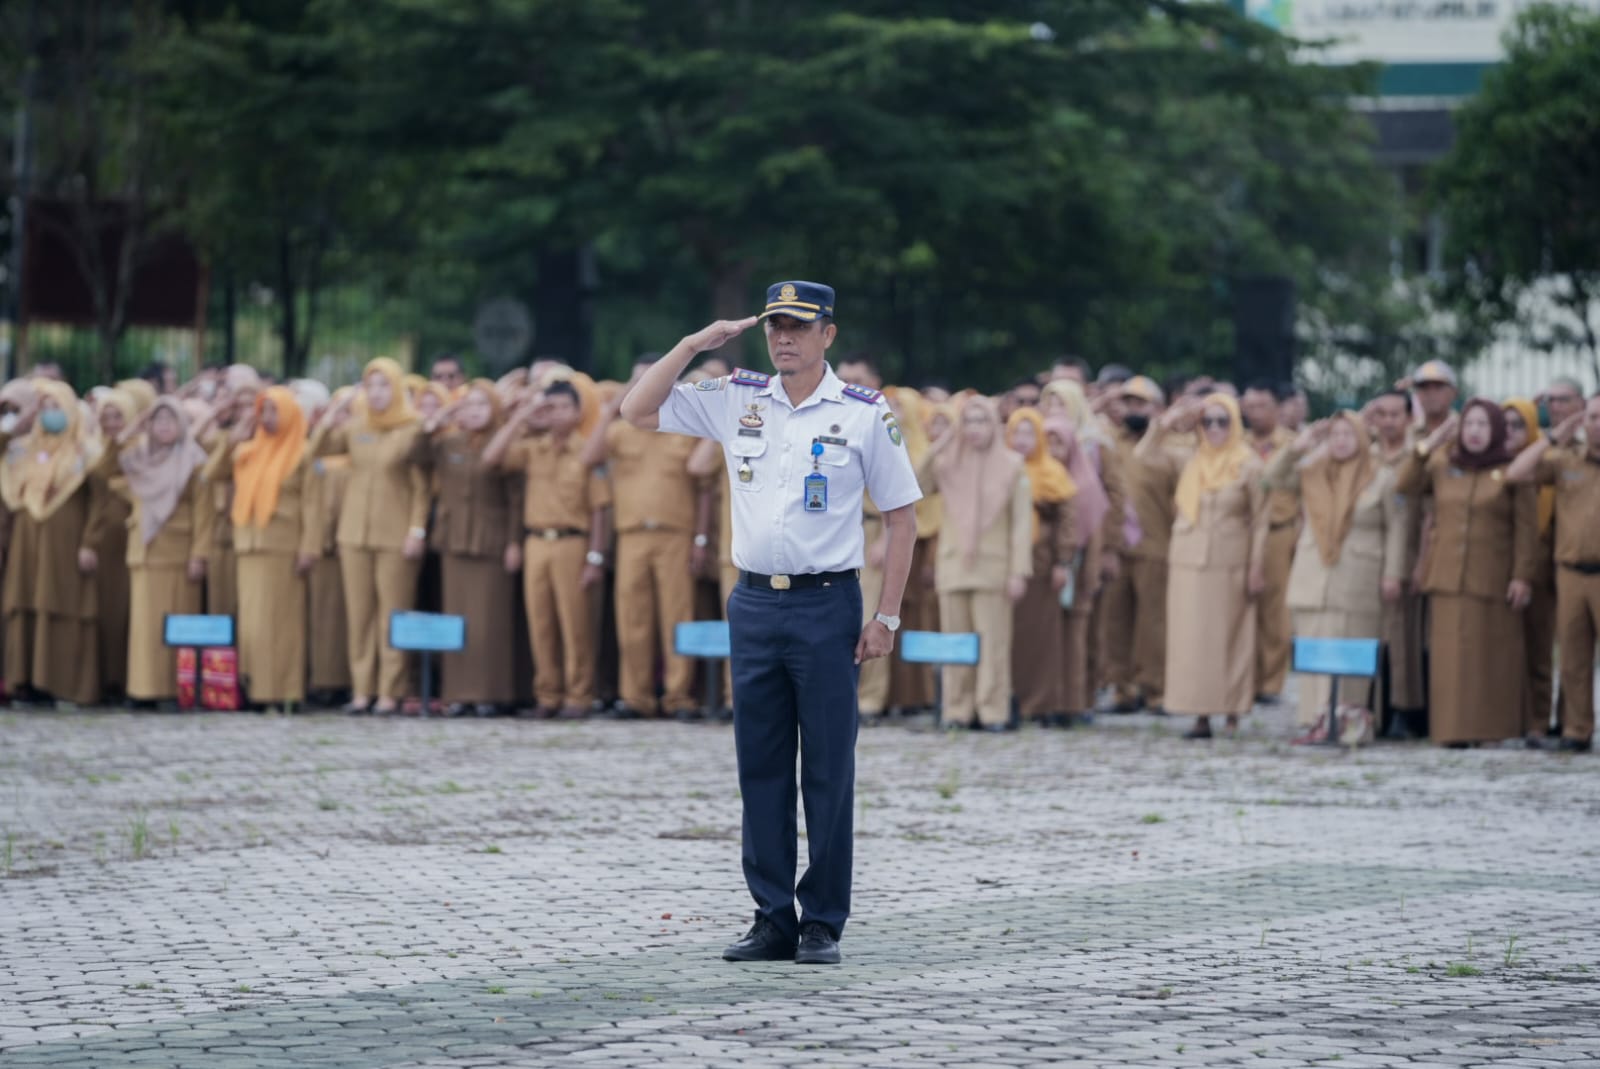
left=2, top=697, right=1598, bottom=1068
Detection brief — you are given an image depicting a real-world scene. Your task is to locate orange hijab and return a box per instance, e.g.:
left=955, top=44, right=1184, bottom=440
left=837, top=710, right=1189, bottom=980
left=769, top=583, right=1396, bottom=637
left=1174, top=393, right=1252, bottom=525
left=1301, top=411, right=1377, bottom=567
left=935, top=396, right=1024, bottom=565
left=232, top=386, right=307, bottom=528
left=1504, top=398, right=1555, bottom=536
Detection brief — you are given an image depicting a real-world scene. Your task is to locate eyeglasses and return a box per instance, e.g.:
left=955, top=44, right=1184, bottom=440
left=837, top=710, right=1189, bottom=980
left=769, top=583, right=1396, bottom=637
left=1200, top=416, right=1231, bottom=429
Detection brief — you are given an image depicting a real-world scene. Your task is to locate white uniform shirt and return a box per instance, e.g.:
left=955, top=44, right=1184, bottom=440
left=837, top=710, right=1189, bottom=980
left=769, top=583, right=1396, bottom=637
left=659, top=363, right=922, bottom=575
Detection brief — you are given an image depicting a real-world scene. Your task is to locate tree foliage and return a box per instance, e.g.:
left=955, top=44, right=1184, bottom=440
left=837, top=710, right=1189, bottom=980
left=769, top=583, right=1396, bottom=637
left=1435, top=2, right=1600, bottom=383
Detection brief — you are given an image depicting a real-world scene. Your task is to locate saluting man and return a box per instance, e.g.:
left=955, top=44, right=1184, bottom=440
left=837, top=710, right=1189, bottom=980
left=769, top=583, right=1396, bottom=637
left=621, top=281, right=922, bottom=965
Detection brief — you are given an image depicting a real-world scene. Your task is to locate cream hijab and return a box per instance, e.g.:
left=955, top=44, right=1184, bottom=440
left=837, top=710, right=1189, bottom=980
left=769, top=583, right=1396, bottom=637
left=935, top=396, right=1024, bottom=565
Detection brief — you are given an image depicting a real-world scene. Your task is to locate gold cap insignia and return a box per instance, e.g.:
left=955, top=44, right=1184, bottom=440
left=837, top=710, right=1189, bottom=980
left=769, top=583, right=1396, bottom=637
left=779, top=284, right=797, bottom=301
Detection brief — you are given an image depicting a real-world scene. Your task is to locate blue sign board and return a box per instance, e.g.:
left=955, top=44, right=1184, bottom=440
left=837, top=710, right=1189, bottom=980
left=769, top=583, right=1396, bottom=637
left=163, top=614, right=235, bottom=648
left=900, top=630, right=980, bottom=667
left=388, top=612, right=466, bottom=653
left=675, top=620, right=731, bottom=660
left=1293, top=637, right=1380, bottom=677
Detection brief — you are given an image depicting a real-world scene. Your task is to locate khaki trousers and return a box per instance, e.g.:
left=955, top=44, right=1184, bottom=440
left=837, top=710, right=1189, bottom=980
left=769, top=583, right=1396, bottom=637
left=1099, top=567, right=1137, bottom=701
left=524, top=535, right=594, bottom=710
left=1555, top=568, right=1600, bottom=743
left=938, top=589, right=1012, bottom=728
left=1126, top=557, right=1169, bottom=707
left=308, top=554, right=351, bottom=691
left=1524, top=574, right=1557, bottom=736
left=858, top=557, right=890, bottom=715
left=1255, top=525, right=1297, bottom=697
left=615, top=528, right=697, bottom=714
left=339, top=548, right=418, bottom=700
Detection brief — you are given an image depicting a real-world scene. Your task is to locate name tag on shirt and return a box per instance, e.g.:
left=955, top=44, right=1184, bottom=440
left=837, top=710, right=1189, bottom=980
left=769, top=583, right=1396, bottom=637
left=804, top=472, right=828, bottom=512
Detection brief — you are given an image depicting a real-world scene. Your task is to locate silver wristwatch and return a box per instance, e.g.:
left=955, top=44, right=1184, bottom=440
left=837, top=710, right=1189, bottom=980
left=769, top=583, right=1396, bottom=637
left=585, top=550, right=605, bottom=567
left=874, top=613, right=901, bottom=632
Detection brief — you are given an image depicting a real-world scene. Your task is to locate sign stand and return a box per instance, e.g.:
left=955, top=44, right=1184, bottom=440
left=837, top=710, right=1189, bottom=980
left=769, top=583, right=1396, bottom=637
left=162, top=614, right=238, bottom=711
left=899, top=630, right=981, bottom=722
left=674, top=621, right=731, bottom=717
left=388, top=612, right=467, bottom=716
left=1291, top=636, right=1382, bottom=747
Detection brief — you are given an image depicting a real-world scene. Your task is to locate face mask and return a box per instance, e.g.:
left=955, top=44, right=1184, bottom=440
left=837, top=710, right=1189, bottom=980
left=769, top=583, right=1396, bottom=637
left=1123, top=414, right=1150, bottom=434
left=0, top=413, right=17, bottom=434
left=39, top=410, right=69, bottom=435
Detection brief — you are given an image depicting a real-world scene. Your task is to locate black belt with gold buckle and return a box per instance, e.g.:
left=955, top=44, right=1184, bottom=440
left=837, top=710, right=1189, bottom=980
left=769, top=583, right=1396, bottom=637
left=1562, top=561, right=1600, bottom=575
left=740, top=570, right=859, bottom=591
left=528, top=527, right=584, bottom=541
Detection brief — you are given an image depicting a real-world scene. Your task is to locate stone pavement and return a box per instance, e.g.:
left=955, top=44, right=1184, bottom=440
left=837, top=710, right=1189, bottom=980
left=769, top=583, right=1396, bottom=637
left=2, top=700, right=1597, bottom=1068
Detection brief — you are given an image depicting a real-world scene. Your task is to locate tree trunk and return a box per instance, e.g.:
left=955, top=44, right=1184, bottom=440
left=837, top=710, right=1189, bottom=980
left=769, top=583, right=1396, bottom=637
left=277, top=227, right=298, bottom=376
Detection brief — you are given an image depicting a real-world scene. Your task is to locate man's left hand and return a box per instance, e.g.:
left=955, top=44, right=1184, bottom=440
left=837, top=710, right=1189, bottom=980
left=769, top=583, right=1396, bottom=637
left=854, top=620, right=893, bottom=665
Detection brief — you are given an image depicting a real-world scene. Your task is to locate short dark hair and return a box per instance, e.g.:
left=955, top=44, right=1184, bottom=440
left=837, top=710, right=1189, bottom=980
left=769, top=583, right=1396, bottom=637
left=545, top=381, right=581, bottom=409
left=1095, top=363, right=1132, bottom=386
left=1012, top=377, right=1042, bottom=394
left=431, top=353, right=463, bottom=372
left=1244, top=379, right=1281, bottom=399
left=1054, top=355, right=1092, bottom=379
left=1162, top=374, right=1192, bottom=401
left=837, top=353, right=877, bottom=374
left=1375, top=388, right=1412, bottom=414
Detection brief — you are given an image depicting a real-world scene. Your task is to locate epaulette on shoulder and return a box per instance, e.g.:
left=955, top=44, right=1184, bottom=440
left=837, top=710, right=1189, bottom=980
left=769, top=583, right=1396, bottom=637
left=730, top=368, right=770, bottom=387
left=841, top=383, right=882, bottom=404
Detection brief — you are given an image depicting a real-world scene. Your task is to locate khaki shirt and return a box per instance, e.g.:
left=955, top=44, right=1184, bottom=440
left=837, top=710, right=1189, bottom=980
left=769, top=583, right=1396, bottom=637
left=410, top=431, right=523, bottom=558
left=603, top=421, right=700, bottom=534
left=203, top=446, right=319, bottom=559
left=503, top=433, right=611, bottom=533
left=1532, top=447, right=1600, bottom=565
left=312, top=423, right=432, bottom=552
left=1127, top=426, right=1197, bottom=560
left=1249, top=427, right=1299, bottom=528
left=120, top=472, right=215, bottom=569
left=1396, top=449, right=1539, bottom=597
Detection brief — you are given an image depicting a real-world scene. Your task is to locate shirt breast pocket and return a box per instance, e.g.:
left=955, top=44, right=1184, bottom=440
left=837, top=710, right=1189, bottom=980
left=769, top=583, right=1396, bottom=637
left=728, top=436, right=768, bottom=493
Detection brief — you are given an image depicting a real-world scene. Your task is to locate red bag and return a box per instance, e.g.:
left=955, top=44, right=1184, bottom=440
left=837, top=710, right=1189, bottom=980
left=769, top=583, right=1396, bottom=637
left=200, top=648, right=240, bottom=711
left=176, top=648, right=199, bottom=710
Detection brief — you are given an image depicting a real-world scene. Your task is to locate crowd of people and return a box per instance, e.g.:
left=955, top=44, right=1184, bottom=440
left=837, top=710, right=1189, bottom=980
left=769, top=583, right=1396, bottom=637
left=0, top=351, right=1596, bottom=752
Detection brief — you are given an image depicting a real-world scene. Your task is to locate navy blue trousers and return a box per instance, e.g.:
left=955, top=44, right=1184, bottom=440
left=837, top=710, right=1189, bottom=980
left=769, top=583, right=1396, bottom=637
left=727, top=577, right=862, bottom=941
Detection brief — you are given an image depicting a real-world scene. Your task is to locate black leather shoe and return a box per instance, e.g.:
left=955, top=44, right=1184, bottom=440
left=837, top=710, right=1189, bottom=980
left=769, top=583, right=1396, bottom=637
left=722, top=919, right=796, bottom=962
left=1557, top=738, right=1592, bottom=753
left=794, top=922, right=842, bottom=965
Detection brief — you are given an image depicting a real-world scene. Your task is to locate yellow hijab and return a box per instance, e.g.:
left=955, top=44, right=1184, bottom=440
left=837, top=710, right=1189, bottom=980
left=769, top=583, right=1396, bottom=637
left=232, top=386, right=308, bottom=528
left=115, top=378, right=158, bottom=415
left=1174, top=393, right=1252, bottom=525
left=884, top=386, right=941, bottom=538
left=1301, top=412, right=1377, bottom=567
left=1504, top=398, right=1555, bottom=536
left=1007, top=407, right=1077, bottom=544
left=0, top=380, right=101, bottom=522
left=357, top=357, right=419, bottom=432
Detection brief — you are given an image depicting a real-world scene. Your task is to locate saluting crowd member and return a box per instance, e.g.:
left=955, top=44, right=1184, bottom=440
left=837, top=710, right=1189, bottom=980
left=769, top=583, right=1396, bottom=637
left=1265, top=412, right=1405, bottom=736
left=312, top=358, right=429, bottom=715
left=90, top=388, right=138, bottom=702
left=0, top=381, right=107, bottom=706
left=621, top=279, right=922, bottom=968
left=1397, top=400, right=1539, bottom=747
left=203, top=364, right=263, bottom=618
left=1503, top=398, right=1558, bottom=736
left=1364, top=390, right=1428, bottom=735
left=1144, top=394, right=1268, bottom=740
left=412, top=380, right=524, bottom=714
left=918, top=396, right=1033, bottom=731
left=583, top=360, right=707, bottom=719
left=304, top=387, right=352, bottom=704
left=1242, top=382, right=1297, bottom=702
left=485, top=381, right=611, bottom=719
left=1507, top=393, right=1600, bottom=752
left=1006, top=408, right=1077, bottom=726
left=119, top=398, right=213, bottom=706
left=210, top=386, right=315, bottom=708
left=1046, top=416, right=1111, bottom=722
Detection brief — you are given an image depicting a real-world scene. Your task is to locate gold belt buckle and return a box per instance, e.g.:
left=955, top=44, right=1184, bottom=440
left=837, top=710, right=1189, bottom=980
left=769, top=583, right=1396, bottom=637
left=770, top=574, right=791, bottom=591
left=643, top=519, right=659, bottom=531
left=542, top=528, right=559, bottom=542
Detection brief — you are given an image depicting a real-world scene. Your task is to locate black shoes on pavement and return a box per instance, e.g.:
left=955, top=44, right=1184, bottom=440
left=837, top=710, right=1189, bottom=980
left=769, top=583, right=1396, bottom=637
left=722, top=919, right=841, bottom=964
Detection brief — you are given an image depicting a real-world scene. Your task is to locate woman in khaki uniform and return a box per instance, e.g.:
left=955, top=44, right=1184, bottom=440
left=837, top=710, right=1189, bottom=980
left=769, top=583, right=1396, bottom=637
left=1396, top=400, right=1538, bottom=746
left=1503, top=398, right=1557, bottom=736
left=1, top=381, right=108, bottom=706
left=917, top=396, right=1033, bottom=731
left=119, top=398, right=213, bottom=705
left=1264, top=413, right=1406, bottom=732
left=90, top=388, right=138, bottom=702
left=1141, top=394, right=1268, bottom=739
left=1045, top=416, right=1111, bottom=721
left=1006, top=408, right=1078, bottom=725
left=312, top=358, right=430, bottom=714
left=882, top=387, right=939, bottom=711
left=208, top=386, right=317, bottom=708
left=205, top=365, right=263, bottom=618
left=412, top=380, right=524, bottom=713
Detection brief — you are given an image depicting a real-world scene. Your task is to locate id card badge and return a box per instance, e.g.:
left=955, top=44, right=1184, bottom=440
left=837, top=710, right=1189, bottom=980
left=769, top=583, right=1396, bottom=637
left=803, top=472, right=829, bottom=512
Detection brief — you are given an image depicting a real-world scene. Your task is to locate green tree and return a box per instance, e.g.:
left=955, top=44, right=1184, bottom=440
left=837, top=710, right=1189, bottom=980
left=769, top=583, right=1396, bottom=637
left=1435, top=3, right=1600, bottom=384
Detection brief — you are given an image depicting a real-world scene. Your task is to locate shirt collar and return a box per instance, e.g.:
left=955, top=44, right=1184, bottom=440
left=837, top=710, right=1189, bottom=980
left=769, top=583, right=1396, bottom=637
left=757, top=363, right=847, bottom=410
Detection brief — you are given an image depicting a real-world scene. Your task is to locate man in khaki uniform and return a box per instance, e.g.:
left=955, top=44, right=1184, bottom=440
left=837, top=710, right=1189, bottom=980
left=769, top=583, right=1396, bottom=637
left=1508, top=394, right=1600, bottom=752
left=485, top=381, right=612, bottom=718
left=1242, top=382, right=1296, bottom=700
left=1106, top=376, right=1190, bottom=712
left=1366, top=389, right=1426, bottom=734
left=584, top=364, right=710, bottom=718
